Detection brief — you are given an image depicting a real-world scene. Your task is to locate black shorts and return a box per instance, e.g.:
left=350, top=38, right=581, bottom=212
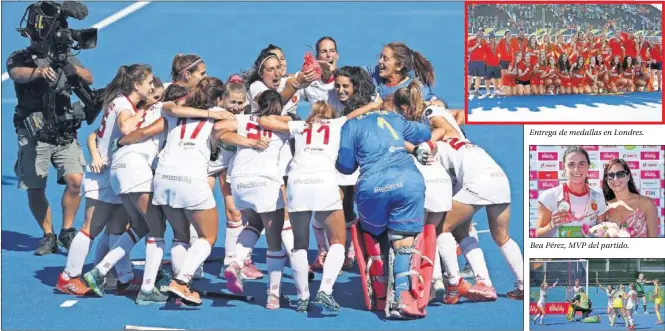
left=517, top=80, right=531, bottom=86
left=650, top=62, right=662, bottom=70
left=500, top=60, right=511, bottom=70
left=468, top=60, right=486, bottom=77
left=486, top=66, right=501, bottom=79
left=637, top=291, right=646, bottom=298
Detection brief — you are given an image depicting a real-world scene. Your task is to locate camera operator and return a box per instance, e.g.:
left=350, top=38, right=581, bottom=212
left=6, top=38, right=93, bottom=256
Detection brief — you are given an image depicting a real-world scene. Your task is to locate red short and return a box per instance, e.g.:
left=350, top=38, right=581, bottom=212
left=559, top=77, right=572, bottom=87
left=503, top=75, right=517, bottom=87
left=530, top=77, right=542, bottom=86
left=571, top=76, right=584, bottom=87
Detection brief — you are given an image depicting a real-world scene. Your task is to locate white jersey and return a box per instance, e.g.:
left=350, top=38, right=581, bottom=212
left=303, top=78, right=335, bottom=108
left=155, top=107, right=220, bottom=179
left=113, top=102, right=164, bottom=169
left=427, top=105, right=468, bottom=177
left=538, top=287, right=549, bottom=306
left=287, top=117, right=346, bottom=175
left=606, top=288, right=617, bottom=305
left=248, top=78, right=304, bottom=115
left=97, top=95, right=137, bottom=164
left=228, top=114, right=289, bottom=181
left=538, top=184, right=607, bottom=237
left=626, top=290, right=637, bottom=309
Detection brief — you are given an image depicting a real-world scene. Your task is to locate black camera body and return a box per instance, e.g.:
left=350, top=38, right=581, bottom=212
left=17, top=1, right=104, bottom=143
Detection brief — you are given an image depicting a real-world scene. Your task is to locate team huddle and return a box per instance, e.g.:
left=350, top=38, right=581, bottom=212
left=468, top=25, right=663, bottom=97
left=54, top=37, right=524, bottom=319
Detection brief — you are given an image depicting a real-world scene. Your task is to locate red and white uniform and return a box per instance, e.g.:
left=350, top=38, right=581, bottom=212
left=544, top=66, right=557, bottom=85
left=559, top=67, right=572, bottom=87
left=110, top=102, right=164, bottom=194
left=248, top=78, right=305, bottom=177
left=571, top=66, right=586, bottom=86
left=503, top=61, right=517, bottom=87
left=228, top=114, right=289, bottom=213
left=622, top=65, right=635, bottom=80
left=538, top=184, right=607, bottom=238
left=531, top=62, right=544, bottom=85
left=418, top=106, right=452, bottom=213
left=435, top=111, right=510, bottom=205
left=286, top=118, right=346, bottom=212
left=152, top=107, right=221, bottom=210
left=633, top=63, right=648, bottom=82
left=82, top=95, right=136, bottom=204
left=609, top=65, right=622, bottom=84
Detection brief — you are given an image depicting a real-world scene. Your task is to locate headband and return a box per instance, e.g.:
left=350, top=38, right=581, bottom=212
left=178, top=58, right=202, bottom=77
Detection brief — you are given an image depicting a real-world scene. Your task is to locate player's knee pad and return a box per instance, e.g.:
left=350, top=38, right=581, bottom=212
left=351, top=224, right=389, bottom=311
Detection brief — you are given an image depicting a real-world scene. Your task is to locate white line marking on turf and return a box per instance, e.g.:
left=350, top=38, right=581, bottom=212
left=477, top=229, right=490, bottom=234
left=1, top=1, right=152, bottom=83
left=60, top=300, right=78, bottom=308
left=124, top=325, right=185, bottom=331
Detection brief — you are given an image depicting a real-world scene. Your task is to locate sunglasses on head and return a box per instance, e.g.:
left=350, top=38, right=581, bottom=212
left=605, top=170, right=629, bottom=180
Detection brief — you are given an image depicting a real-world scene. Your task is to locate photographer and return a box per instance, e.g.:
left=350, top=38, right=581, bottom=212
left=6, top=36, right=93, bottom=256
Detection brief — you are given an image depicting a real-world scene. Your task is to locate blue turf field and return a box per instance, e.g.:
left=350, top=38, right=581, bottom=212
left=1, top=2, right=524, bottom=330
left=529, top=285, right=665, bottom=330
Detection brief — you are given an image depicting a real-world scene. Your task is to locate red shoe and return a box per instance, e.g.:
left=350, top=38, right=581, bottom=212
left=467, top=280, right=498, bottom=301
left=56, top=273, right=90, bottom=296
left=443, top=277, right=470, bottom=304
left=310, top=251, right=326, bottom=271
left=241, top=259, right=263, bottom=280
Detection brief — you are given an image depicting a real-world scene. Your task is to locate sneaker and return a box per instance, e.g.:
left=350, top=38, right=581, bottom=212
left=313, top=291, right=340, bottom=312
left=155, top=268, right=173, bottom=293
left=193, top=264, right=204, bottom=280
left=266, top=292, right=280, bottom=310
left=223, top=261, right=244, bottom=294
left=296, top=298, right=310, bottom=313
left=342, top=256, right=355, bottom=270
left=34, top=233, right=58, bottom=256
left=468, top=280, right=497, bottom=301
left=167, top=279, right=201, bottom=306
left=311, top=251, right=326, bottom=271
left=56, top=273, right=90, bottom=296
left=507, top=285, right=524, bottom=300
left=58, top=227, right=77, bottom=250
left=443, top=277, right=470, bottom=304
left=116, top=277, right=142, bottom=295
left=136, top=287, right=169, bottom=305
left=460, top=264, right=474, bottom=279
left=83, top=268, right=107, bottom=297
left=105, top=272, right=118, bottom=291
left=241, top=260, right=263, bottom=280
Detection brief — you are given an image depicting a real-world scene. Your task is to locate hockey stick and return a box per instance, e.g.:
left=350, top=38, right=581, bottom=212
left=196, top=289, right=255, bottom=302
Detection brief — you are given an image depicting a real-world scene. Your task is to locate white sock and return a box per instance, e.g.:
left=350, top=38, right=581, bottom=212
left=460, top=236, right=492, bottom=286
left=266, top=249, right=287, bottom=297
left=141, top=237, right=164, bottom=293
left=291, top=249, right=310, bottom=300
left=437, top=232, right=460, bottom=285
left=500, top=238, right=524, bottom=290
left=176, top=239, right=211, bottom=284
left=94, top=231, right=110, bottom=265
left=224, top=220, right=245, bottom=266
left=312, top=219, right=329, bottom=253
left=232, top=227, right=260, bottom=266
left=281, top=219, right=295, bottom=266
left=433, top=247, right=443, bottom=280
left=540, top=315, right=544, bottom=323
left=319, top=243, right=345, bottom=295
left=63, top=231, right=92, bottom=279
left=170, top=240, right=189, bottom=276
left=97, top=229, right=139, bottom=283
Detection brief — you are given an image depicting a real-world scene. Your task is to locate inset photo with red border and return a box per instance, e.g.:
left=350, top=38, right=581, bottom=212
left=465, top=2, right=664, bottom=124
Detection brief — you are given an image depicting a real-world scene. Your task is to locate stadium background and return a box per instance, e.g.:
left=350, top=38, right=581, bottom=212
left=528, top=145, right=665, bottom=237
left=0, top=1, right=524, bottom=330
left=529, top=258, right=665, bottom=331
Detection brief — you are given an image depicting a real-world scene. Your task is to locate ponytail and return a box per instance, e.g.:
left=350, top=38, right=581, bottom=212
left=185, top=76, right=224, bottom=109
left=393, top=79, right=424, bottom=120
left=257, top=89, right=282, bottom=117
left=385, top=42, right=435, bottom=87
left=411, top=50, right=435, bottom=87
left=102, top=64, right=152, bottom=110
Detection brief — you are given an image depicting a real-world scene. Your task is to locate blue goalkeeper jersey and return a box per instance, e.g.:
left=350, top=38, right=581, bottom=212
left=335, top=111, right=431, bottom=178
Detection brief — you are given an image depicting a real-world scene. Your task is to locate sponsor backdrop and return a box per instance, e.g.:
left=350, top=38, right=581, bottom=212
left=528, top=146, right=665, bottom=237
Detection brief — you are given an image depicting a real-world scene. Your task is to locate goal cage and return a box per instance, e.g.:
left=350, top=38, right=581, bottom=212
left=531, top=259, right=589, bottom=302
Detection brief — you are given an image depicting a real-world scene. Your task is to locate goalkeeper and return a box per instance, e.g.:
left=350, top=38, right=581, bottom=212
left=569, top=288, right=597, bottom=322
